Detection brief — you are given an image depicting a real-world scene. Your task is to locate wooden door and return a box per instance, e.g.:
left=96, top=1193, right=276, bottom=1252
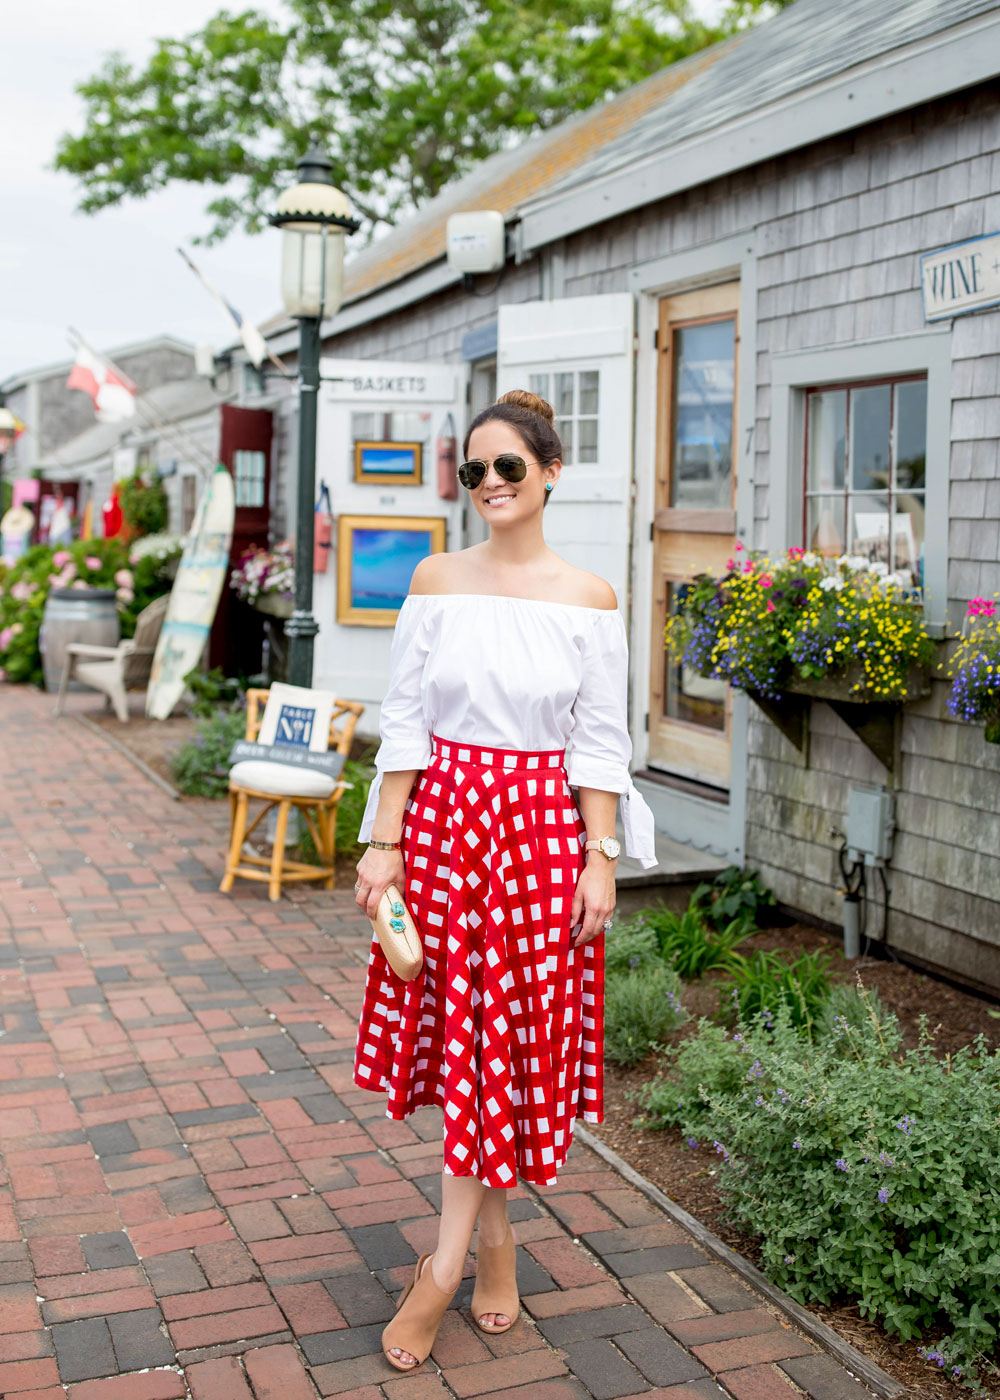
left=649, top=283, right=739, bottom=787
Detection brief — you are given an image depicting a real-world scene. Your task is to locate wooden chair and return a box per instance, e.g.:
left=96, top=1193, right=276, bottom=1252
left=220, top=687, right=364, bottom=902
left=55, top=593, right=170, bottom=722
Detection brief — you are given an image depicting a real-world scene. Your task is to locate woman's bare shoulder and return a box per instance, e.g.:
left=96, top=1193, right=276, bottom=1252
left=409, top=546, right=483, bottom=595
left=556, top=564, right=618, bottom=611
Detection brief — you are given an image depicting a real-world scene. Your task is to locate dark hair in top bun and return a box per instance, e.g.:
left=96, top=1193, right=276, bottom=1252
left=463, top=388, right=562, bottom=466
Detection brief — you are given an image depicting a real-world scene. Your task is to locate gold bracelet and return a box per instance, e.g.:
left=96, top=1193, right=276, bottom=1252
left=368, top=839, right=400, bottom=851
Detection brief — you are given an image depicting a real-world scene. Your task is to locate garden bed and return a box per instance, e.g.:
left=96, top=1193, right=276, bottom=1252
left=592, top=921, right=1000, bottom=1400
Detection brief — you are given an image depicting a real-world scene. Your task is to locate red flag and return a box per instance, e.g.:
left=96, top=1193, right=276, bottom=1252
left=67, top=344, right=137, bottom=423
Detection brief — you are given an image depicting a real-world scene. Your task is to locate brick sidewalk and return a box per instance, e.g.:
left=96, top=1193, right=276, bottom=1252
left=0, top=686, right=883, bottom=1400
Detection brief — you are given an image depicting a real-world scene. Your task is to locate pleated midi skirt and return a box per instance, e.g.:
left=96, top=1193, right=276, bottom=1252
left=353, top=736, right=605, bottom=1187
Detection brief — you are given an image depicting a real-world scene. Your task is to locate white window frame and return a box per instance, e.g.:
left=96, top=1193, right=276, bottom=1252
left=769, top=331, right=952, bottom=628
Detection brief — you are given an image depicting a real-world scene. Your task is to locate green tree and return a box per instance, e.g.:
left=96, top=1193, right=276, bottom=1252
left=55, top=0, right=790, bottom=242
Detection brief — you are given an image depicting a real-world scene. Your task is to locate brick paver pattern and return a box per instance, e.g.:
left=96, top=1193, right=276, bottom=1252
left=0, top=688, right=878, bottom=1400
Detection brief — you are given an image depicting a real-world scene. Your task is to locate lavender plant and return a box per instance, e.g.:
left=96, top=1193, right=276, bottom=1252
left=635, top=994, right=1000, bottom=1390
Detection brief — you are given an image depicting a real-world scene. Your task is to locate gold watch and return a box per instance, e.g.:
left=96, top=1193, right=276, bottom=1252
left=585, top=837, right=621, bottom=860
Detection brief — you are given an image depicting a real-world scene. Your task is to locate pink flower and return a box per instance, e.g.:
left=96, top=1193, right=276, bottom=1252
left=114, top=569, right=133, bottom=589
left=85, top=556, right=102, bottom=571
left=766, top=600, right=775, bottom=613
left=116, top=588, right=135, bottom=605
left=725, top=559, right=735, bottom=571
left=967, top=597, right=997, bottom=618
left=0, top=627, right=12, bottom=650
left=788, top=546, right=804, bottom=559
left=742, top=561, right=754, bottom=574
left=759, top=574, right=773, bottom=588
left=734, top=541, right=744, bottom=552
left=10, top=581, right=33, bottom=601
left=52, top=550, right=71, bottom=568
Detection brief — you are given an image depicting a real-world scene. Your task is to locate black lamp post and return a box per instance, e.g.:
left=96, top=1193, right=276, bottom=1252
left=270, top=149, right=359, bottom=686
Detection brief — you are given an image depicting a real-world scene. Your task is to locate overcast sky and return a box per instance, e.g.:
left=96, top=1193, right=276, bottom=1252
left=2, top=0, right=725, bottom=385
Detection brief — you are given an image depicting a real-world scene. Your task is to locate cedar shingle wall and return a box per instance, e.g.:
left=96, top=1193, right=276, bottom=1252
left=313, top=81, right=1000, bottom=987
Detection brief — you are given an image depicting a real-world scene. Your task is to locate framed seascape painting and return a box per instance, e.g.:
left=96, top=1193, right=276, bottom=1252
left=354, top=440, right=423, bottom=486
left=337, top=515, right=447, bottom=626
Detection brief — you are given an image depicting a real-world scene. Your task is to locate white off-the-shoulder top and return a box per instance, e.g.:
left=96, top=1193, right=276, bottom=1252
left=359, top=593, right=657, bottom=868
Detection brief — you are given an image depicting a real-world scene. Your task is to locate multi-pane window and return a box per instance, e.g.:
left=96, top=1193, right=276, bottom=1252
left=233, top=449, right=267, bottom=508
left=528, top=370, right=599, bottom=464
left=804, top=376, right=927, bottom=583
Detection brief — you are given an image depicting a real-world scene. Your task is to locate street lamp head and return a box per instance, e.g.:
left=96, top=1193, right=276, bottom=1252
left=271, top=147, right=360, bottom=321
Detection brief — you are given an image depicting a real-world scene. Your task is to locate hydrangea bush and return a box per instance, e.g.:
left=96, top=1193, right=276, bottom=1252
left=0, top=538, right=179, bottom=685
left=635, top=996, right=1000, bottom=1390
left=947, top=597, right=1000, bottom=742
left=230, top=541, right=295, bottom=604
left=667, top=545, right=935, bottom=701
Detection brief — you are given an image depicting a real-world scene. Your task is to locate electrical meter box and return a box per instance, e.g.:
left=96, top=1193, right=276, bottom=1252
left=846, top=785, right=894, bottom=865
left=446, top=211, right=506, bottom=274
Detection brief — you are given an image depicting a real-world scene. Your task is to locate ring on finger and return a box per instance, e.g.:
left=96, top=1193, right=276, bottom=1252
left=602, top=917, right=614, bottom=931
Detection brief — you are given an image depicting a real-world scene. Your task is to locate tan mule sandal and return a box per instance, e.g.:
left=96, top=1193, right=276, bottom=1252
left=471, top=1227, right=519, bottom=1334
left=382, top=1252, right=456, bottom=1372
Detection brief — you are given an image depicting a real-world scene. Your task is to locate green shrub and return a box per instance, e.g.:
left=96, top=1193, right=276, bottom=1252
left=604, top=964, right=686, bottom=1068
left=604, top=922, right=662, bottom=975
left=692, top=864, right=776, bottom=933
left=170, top=708, right=246, bottom=797
left=635, top=998, right=1000, bottom=1389
left=622, top=902, right=750, bottom=979
left=720, top=949, right=833, bottom=1034
left=814, top=981, right=897, bottom=1049
left=120, top=471, right=168, bottom=538
left=183, top=666, right=244, bottom=719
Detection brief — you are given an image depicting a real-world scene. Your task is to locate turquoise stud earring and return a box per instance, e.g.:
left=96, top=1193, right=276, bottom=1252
left=545, top=482, right=554, bottom=492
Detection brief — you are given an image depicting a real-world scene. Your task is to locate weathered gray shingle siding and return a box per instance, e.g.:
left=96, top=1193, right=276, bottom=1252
left=305, top=77, right=1000, bottom=987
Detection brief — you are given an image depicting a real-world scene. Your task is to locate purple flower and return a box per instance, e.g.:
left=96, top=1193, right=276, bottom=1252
left=877, top=1187, right=889, bottom=1204
left=835, top=1158, right=849, bottom=1173
left=792, top=1139, right=803, bottom=1150
left=897, top=1115, right=914, bottom=1134
left=686, top=1137, right=698, bottom=1148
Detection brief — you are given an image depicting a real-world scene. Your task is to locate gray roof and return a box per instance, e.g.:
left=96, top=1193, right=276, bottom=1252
left=535, top=0, right=1000, bottom=199
left=39, top=377, right=222, bottom=470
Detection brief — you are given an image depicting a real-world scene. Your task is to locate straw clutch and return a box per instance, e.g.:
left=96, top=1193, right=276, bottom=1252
left=371, top=884, right=423, bottom=981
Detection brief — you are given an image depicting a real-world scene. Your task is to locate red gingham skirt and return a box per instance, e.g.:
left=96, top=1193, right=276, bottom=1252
left=353, top=736, right=604, bottom=1187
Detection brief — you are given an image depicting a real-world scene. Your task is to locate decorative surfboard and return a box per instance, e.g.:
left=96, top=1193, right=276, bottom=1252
left=147, top=463, right=235, bottom=720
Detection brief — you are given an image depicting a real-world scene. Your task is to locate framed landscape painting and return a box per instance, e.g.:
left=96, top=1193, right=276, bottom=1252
left=354, top=440, right=423, bottom=486
left=337, top=515, right=446, bottom=626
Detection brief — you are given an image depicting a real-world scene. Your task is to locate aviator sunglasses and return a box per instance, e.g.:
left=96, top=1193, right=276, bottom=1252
left=458, top=453, right=546, bottom=491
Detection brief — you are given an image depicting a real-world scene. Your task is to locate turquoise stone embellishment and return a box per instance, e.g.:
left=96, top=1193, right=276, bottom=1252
left=390, top=901, right=404, bottom=916
left=390, top=917, right=405, bottom=933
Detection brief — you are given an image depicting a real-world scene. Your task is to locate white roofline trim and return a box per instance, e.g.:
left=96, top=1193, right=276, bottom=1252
left=266, top=257, right=466, bottom=357
left=519, top=9, right=1000, bottom=253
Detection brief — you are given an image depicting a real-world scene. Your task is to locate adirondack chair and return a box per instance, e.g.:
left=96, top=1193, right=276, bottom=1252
left=55, top=593, right=170, bottom=722
left=220, top=687, right=364, bottom=901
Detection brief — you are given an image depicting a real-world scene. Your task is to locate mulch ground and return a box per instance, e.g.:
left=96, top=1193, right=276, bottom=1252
left=590, top=923, right=1000, bottom=1400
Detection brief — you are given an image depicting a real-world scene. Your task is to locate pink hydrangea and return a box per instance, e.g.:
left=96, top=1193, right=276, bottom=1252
left=10, top=581, right=33, bottom=601
left=52, top=550, right=71, bottom=569
left=0, top=627, right=12, bottom=650
left=116, top=587, right=135, bottom=605
left=114, top=569, right=133, bottom=589
left=85, top=556, right=102, bottom=571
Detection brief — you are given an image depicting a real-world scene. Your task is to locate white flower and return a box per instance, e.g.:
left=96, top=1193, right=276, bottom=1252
left=801, top=552, right=821, bottom=568
left=819, top=575, right=845, bottom=592
left=867, top=561, right=889, bottom=577
left=844, top=555, right=868, bottom=571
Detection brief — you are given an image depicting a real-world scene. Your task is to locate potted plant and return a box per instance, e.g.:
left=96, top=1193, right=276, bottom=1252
left=229, top=541, right=295, bottom=618
left=946, top=597, right=1000, bottom=743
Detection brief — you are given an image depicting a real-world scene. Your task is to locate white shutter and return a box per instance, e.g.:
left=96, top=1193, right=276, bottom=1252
left=497, top=295, right=634, bottom=604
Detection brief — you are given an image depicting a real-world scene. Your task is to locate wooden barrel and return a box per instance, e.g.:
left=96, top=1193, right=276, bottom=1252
left=40, top=587, right=120, bottom=693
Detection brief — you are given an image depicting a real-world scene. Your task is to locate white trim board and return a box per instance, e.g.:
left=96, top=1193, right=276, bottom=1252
left=519, top=10, right=1000, bottom=254
left=628, top=232, right=757, bottom=865
left=768, top=329, right=953, bottom=626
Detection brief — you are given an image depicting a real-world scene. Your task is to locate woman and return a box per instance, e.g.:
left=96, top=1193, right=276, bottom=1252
left=353, top=388, right=656, bottom=1372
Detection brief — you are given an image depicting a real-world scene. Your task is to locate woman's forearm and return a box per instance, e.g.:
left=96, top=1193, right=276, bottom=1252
left=576, top=787, right=620, bottom=861
left=371, top=769, right=420, bottom=843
